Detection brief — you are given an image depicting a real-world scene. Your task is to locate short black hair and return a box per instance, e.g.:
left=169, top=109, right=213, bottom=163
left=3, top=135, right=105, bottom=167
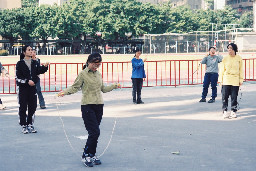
left=209, top=46, right=216, bottom=51
left=135, top=48, right=141, bottom=53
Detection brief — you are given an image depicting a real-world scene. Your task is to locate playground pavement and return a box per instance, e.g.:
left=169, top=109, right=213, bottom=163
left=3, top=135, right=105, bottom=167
left=0, top=83, right=256, bottom=171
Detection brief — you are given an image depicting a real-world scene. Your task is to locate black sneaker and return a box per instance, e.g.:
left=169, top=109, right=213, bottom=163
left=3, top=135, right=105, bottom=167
left=133, top=100, right=137, bottom=104
left=199, top=98, right=206, bottom=102
left=22, top=125, right=29, bottom=134
left=40, top=106, right=46, bottom=109
left=81, top=153, right=93, bottom=167
left=91, top=155, right=101, bottom=165
left=137, top=100, right=144, bottom=104
left=28, top=124, right=37, bottom=133
left=208, top=99, right=215, bottom=103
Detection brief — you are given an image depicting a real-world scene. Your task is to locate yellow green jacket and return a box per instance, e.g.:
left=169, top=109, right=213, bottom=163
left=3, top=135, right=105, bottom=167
left=218, top=55, right=244, bottom=86
left=63, top=67, right=118, bottom=105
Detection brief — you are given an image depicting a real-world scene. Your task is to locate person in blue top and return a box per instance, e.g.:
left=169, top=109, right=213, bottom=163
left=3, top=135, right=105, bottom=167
left=131, top=49, right=147, bottom=104
left=199, top=46, right=223, bottom=103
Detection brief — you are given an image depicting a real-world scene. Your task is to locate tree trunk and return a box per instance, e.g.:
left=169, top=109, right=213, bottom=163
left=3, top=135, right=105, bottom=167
left=9, top=40, right=14, bottom=55
left=42, top=39, right=47, bottom=55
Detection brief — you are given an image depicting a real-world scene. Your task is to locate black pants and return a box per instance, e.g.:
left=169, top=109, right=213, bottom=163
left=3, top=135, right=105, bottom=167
left=81, top=104, right=104, bottom=156
left=18, top=86, right=37, bottom=126
left=132, top=78, right=143, bottom=102
left=222, top=85, right=239, bottom=112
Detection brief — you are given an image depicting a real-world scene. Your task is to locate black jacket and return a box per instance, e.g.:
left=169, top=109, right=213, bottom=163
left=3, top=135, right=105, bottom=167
left=16, top=59, right=48, bottom=87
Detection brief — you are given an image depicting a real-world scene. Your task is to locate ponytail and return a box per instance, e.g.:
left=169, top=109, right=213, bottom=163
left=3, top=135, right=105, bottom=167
left=20, top=53, right=25, bottom=60
left=83, top=60, right=89, bottom=69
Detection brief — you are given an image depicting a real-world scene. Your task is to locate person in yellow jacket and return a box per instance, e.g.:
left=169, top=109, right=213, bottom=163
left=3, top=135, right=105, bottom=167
left=58, top=52, right=121, bottom=167
left=218, top=43, right=243, bottom=119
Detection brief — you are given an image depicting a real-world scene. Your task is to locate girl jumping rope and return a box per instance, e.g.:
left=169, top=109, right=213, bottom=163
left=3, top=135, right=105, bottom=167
left=58, top=52, right=121, bottom=167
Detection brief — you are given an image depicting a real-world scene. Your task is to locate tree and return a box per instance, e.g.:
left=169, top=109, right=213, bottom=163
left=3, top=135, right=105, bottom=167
left=18, top=7, right=36, bottom=41
left=55, top=3, right=84, bottom=39
left=0, top=9, right=23, bottom=54
left=22, top=0, right=39, bottom=8
left=30, top=5, right=58, bottom=54
left=166, top=6, right=199, bottom=33
left=239, top=11, right=253, bottom=29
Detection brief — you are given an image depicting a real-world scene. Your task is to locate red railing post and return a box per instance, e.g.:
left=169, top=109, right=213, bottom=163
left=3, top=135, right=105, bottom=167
left=156, top=61, right=158, bottom=86
left=244, top=59, right=247, bottom=81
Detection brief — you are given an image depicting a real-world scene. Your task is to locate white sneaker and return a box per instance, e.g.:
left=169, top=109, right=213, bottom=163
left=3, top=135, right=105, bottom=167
left=22, top=125, right=29, bottom=134
left=28, top=124, right=37, bottom=133
left=230, top=111, right=237, bottom=118
left=0, top=104, right=6, bottom=110
left=223, top=111, right=230, bottom=119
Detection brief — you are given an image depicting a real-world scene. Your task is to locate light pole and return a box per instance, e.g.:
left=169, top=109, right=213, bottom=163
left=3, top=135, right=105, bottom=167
left=210, top=23, right=217, bottom=46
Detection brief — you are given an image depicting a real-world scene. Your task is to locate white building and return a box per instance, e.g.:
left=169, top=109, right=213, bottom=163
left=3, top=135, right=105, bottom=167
left=214, top=0, right=226, bottom=10
left=0, top=0, right=21, bottom=9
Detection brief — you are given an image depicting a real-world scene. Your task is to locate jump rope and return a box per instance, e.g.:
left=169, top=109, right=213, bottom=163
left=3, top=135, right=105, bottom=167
left=52, top=86, right=121, bottom=159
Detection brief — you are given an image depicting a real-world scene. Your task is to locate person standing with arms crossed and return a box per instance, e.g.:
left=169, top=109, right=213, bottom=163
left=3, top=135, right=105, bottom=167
left=16, top=45, right=49, bottom=134
left=58, top=53, right=121, bottom=167
left=0, top=62, right=10, bottom=109
left=32, top=49, right=46, bottom=109
left=219, top=43, right=243, bottom=119
left=131, top=49, right=146, bottom=104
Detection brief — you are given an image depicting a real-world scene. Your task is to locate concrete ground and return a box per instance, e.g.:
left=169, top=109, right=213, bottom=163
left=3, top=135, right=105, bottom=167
left=0, top=83, right=256, bottom=171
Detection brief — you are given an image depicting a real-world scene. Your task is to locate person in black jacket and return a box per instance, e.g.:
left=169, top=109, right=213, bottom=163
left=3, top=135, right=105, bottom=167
left=16, top=45, right=49, bottom=134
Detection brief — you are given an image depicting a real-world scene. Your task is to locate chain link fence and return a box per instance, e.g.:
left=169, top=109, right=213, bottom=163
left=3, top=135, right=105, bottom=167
left=142, top=32, right=235, bottom=54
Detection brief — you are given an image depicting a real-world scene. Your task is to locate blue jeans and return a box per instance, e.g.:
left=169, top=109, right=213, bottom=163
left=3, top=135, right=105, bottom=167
left=201, top=73, right=218, bottom=99
left=36, top=78, right=45, bottom=107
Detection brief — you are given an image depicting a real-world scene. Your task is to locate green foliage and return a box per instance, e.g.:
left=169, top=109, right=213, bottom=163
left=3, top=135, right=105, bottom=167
left=22, top=0, right=39, bottom=8
left=0, top=0, right=253, bottom=43
left=239, top=11, right=253, bottom=28
left=55, top=2, right=83, bottom=40
left=0, top=49, right=8, bottom=56
left=30, top=5, right=58, bottom=40
left=166, top=6, right=199, bottom=33
left=0, top=9, right=22, bottom=41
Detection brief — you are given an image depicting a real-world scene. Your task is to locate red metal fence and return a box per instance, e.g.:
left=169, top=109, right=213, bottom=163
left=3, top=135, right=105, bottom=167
left=1, top=58, right=255, bottom=94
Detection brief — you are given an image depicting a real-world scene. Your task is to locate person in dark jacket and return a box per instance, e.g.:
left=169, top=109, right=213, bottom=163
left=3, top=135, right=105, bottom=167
left=16, top=45, right=49, bottom=134
left=131, top=49, right=146, bottom=104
